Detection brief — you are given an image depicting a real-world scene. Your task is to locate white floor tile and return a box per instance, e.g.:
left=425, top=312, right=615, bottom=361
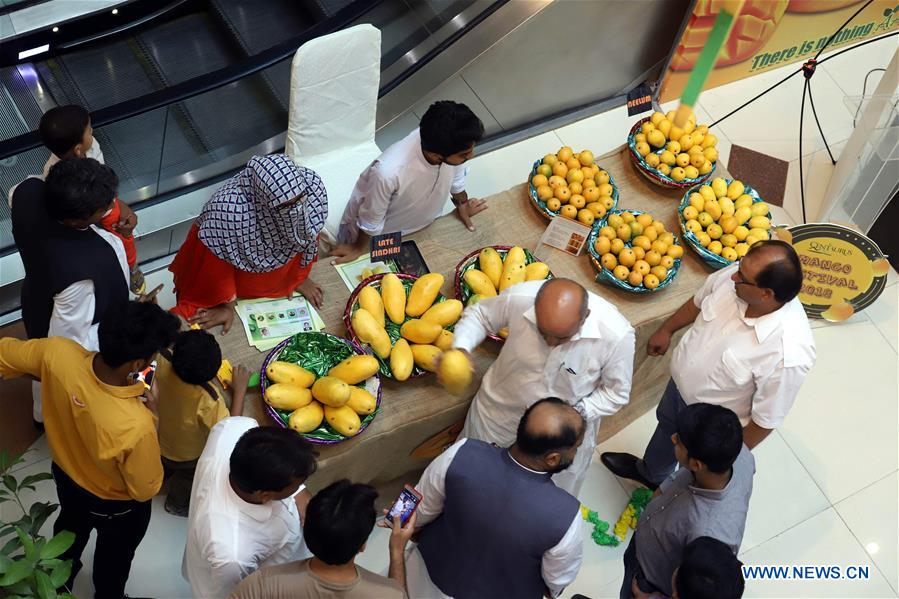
left=0, top=459, right=56, bottom=534
left=835, top=471, right=899, bottom=594
left=8, top=433, right=50, bottom=473
left=863, top=283, right=898, bottom=353
left=741, top=431, right=831, bottom=553
left=553, top=104, right=642, bottom=160
left=464, top=131, right=565, bottom=200
left=740, top=508, right=896, bottom=598
left=143, top=267, right=176, bottom=311
left=820, top=39, right=899, bottom=101
left=782, top=140, right=847, bottom=223
left=125, top=496, right=192, bottom=599
left=779, top=320, right=899, bottom=504
left=565, top=572, right=624, bottom=599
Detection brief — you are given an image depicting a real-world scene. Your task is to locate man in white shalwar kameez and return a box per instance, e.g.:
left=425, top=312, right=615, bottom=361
left=451, top=278, right=635, bottom=496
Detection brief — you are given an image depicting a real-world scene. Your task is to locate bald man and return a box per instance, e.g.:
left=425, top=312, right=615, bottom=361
left=451, top=278, right=635, bottom=495
left=407, top=398, right=585, bottom=599
left=603, top=240, right=815, bottom=489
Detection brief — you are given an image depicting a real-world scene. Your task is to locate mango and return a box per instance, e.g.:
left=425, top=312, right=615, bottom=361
left=750, top=202, right=770, bottom=217
left=400, top=319, right=443, bottom=344
left=748, top=216, right=771, bottom=230
left=438, top=349, right=472, bottom=396
left=421, top=299, right=463, bottom=327
left=464, top=269, right=497, bottom=297
left=328, top=355, right=379, bottom=385
left=726, top=180, right=745, bottom=200
left=380, top=273, right=406, bottom=324
left=749, top=227, right=770, bottom=241
left=711, top=178, right=728, bottom=199
left=703, top=199, right=722, bottom=221
left=357, top=285, right=385, bottom=328
left=390, top=338, right=414, bottom=381
left=719, top=197, right=735, bottom=217
left=346, top=386, right=376, bottom=415
left=525, top=262, right=550, bottom=281
left=351, top=308, right=392, bottom=359
left=478, top=248, right=503, bottom=289
left=410, top=344, right=442, bottom=372
left=734, top=206, right=752, bottom=226
left=434, top=329, right=454, bottom=351
left=264, top=384, right=313, bottom=411
left=406, top=273, right=444, bottom=317
left=734, top=194, right=754, bottom=210
left=288, top=401, right=324, bottom=433
left=698, top=185, right=716, bottom=204
left=265, top=361, right=315, bottom=388
left=324, top=404, right=362, bottom=437
left=311, top=376, right=351, bottom=408
left=497, top=327, right=509, bottom=339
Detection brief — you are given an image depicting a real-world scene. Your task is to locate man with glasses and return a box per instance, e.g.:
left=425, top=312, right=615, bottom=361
left=601, top=240, right=815, bottom=490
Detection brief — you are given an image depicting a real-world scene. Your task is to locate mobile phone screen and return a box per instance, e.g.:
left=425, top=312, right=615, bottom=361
left=136, top=360, right=158, bottom=389
left=386, top=487, right=421, bottom=527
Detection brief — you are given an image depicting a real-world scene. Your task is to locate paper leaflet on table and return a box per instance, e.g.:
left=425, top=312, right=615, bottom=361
left=234, top=296, right=326, bottom=351
left=332, top=252, right=398, bottom=291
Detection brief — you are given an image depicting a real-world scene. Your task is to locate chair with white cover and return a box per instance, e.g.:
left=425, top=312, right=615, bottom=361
left=285, top=24, right=382, bottom=246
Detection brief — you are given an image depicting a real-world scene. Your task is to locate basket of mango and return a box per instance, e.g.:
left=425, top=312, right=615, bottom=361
left=261, top=332, right=382, bottom=443
left=344, top=273, right=461, bottom=380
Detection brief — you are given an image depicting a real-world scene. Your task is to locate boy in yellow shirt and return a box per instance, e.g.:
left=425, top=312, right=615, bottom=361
left=156, top=329, right=249, bottom=516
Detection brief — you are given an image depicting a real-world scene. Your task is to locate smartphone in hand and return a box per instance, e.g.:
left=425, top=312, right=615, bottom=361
left=135, top=360, right=158, bottom=390
left=385, top=485, right=422, bottom=527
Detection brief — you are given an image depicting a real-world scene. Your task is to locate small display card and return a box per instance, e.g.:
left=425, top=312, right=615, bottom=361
left=538, top=217, right=592, bottom=256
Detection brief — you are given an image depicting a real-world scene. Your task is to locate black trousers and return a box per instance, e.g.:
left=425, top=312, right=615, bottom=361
left=162, top=456, right=198, bottom=515
left=52, top=463, right=151, bottom=599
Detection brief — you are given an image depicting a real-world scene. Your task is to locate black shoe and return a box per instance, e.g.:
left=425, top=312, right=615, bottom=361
left=600, top=452, right=658, bottom=490
left=32, top=419, right=45, bottom=432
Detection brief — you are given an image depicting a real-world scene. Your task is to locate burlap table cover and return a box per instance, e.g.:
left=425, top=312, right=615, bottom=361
left=218, top=144, right=729, bottom=492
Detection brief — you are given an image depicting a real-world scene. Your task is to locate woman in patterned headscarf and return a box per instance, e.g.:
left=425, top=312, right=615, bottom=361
left=169, top=154, right=328, bottom=333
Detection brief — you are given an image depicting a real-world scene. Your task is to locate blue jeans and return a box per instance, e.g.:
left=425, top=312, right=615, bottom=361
left=636, top=379, right=687, bottom=485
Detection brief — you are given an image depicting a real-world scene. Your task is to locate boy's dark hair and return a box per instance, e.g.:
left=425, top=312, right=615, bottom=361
left=419, top=101, right=484, bottom=156
left=171, top=330, right=221, bottom=385
left=45, top=158, right=118, bottom=222
left=676, top=403, right=743, bottom=473
left=98, top=301, right=180, bottom=368
left=230, top=428, right=317, bottom=494
left=304, top=480, right=378, bottom=565
left=515, top=397, right=583, bottom=457
left=676, top=536, right=745, bottom=599
left=750, top=240, right=804, bottom=303
left=39, top=105, right=90, bottom=158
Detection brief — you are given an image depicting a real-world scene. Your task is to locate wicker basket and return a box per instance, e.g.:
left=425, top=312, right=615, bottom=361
left=587, top=209, right=682, bottom=293
left=260, top=332, right=382, bottom=444
left=527, top=160, right=619, bottom=220
left=627, top=117, right=716, bottom=190
left=678, top=180, right=772, bottom=270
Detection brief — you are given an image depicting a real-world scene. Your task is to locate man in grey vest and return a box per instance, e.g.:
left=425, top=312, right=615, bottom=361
left=405, top=398, right=585, bottom=598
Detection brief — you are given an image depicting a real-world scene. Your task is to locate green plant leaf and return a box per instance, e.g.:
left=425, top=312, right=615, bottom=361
left=58, top=594, right=76, bottom=599
left=0, top=553, right=11, bottom=574
left=28, top=503, right=57, bottom=536
left=2, top=475, right=17, bottom=492
left=1, top=535, right=21, bottom=556
left=48, top=561, right=71, bottom=589
left=40, top=559, right=62, bottom=569
left=6, top=576, right=35, bottom=596
left=35, top=569, right=57, bottom=599
left=16, top=529, right=36, bottom=563
left=0, top=559, right=33, bottom=586
left=19, top=473, right=52, bottom=488
left=0, top=450, right=9, bottom=473
left=39, top=532, right=73, bottom=561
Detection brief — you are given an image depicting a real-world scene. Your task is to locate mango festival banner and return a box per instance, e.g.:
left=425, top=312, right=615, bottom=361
left=660, top=0, right=899, bottom=103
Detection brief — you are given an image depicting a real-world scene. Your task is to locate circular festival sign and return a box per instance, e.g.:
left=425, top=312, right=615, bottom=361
left=786, top=223, right=890, bottom=322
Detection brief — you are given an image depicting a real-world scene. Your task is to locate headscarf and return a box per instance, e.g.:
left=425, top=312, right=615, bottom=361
left=197, top=154, right=327, bottom=273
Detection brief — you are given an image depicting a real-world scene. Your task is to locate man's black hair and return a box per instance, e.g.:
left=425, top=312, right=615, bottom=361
left=97, top=301, right=180, bottom=368
left=676, top=403, right=743, bottom=474
left=45, top=158, right=118, bottom=222
left=304, top=480, right=378, bottom=565
left=419, top=101, right=484, bottom=156
left=38, top=105, right=90, bottom=158
left=515, top=397, right=583, bottom=457
left=230, top=427, right=317, bottom=494
left=749, top=239, right=803, bottom=303
left=675, top=536, right=745, bottom=599
left=171, top=330, right=222, bottom=385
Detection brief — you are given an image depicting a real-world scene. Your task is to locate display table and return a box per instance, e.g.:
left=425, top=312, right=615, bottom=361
left=217, top=144, right=730, bottom=492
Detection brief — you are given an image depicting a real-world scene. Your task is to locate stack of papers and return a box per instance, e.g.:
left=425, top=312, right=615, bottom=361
left=235, top=296, right=326, bottom=352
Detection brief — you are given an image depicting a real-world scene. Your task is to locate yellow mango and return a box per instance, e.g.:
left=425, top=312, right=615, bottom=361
left=400, top=319, right=443, bottom=344
left=311, top=376, right=351, bottom=408
left=525, top=262, right=550, bottom=281
left=750, top=202, right=769, bottom=217
left=264, top=384, right=313, bottom=411
left=734, top=206, right=752, bottom=226
left=503, top=246, right=526, bottom=268
left=324, top=404, right=362, bottom=437
left=327, top=355, right=379, bottom=385
left=438, top=349, right=472, bottom=396
left=410, top=344, right=442, bottom=372
left=719, top=196, right=735, bottom=216
left=463, top=269, right=497, bottom=297
left=711, top=178, right=728, bottom=198
left=351, top=308, right=391, bottom=359
left=698, top=185, right=716, bottom=204
left=499, top=248, right=527, bottom=292
left=288, top=401, right=324, bottom=433
left=703, top=199, right=722, bottom=221
left=497, top=327, right=509, bottom=339
left=734, top=194, right=754, bottom=210
left=421, top=299, right=463, bottom=327
left=380, top=273, right=406, bottom=324
left=346, top=386, right=376, bottom=415
left=357, top=285, right=385, bottom=328
left=390, top=338, right=414, bottom=381
left=478, top=247, right=503, bottom=289
left=726, top=179, right=745, bottom=200
left=689, top=192, right=705, bottom=212
left=434, top=329, right=454, bottom=351
left=749, top=227, right=770, bottom=240
left=748, top=216, right=771, bottom=230
left=265, top=361, right=315, bottom=388
left=406, top=273, right=445, bottom=317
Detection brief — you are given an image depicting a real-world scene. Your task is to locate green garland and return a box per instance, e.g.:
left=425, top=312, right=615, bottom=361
left=581, top=488, right=654, bottom=547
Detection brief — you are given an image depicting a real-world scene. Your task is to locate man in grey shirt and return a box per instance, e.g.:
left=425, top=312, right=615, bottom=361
left=621, top=403, right=755, bottom=598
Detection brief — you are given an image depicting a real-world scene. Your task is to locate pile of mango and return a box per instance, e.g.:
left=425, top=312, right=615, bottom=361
left=264, top=356, right=379, bottom=437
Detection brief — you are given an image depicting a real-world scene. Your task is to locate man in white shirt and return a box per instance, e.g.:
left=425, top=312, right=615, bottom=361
left=602, top=240, right=815, bottom=489
left=183, top=417, right=318, bottom=598
left=407, top=398, right=585, bottom=598
left=330, top=101, right=487, bottom=264
left=451, top=278, right=635, bottom=496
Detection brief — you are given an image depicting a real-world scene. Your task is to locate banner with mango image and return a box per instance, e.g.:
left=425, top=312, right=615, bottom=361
left=659, top=0, right=899, bottom=103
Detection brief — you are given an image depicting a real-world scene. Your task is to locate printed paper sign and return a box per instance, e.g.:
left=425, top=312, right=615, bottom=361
left=627, top=83, right=653, bottom=116
left=370, top=231, right=402, bottom=259
left=539, top=217, right=592, bottom=256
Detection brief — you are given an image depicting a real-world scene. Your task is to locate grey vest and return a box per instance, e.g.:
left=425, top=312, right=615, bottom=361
left=417, top=440, right=580, bottom=599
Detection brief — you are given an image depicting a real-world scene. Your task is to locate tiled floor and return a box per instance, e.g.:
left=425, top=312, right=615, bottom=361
left=4, top=38, right=897, bottom=599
